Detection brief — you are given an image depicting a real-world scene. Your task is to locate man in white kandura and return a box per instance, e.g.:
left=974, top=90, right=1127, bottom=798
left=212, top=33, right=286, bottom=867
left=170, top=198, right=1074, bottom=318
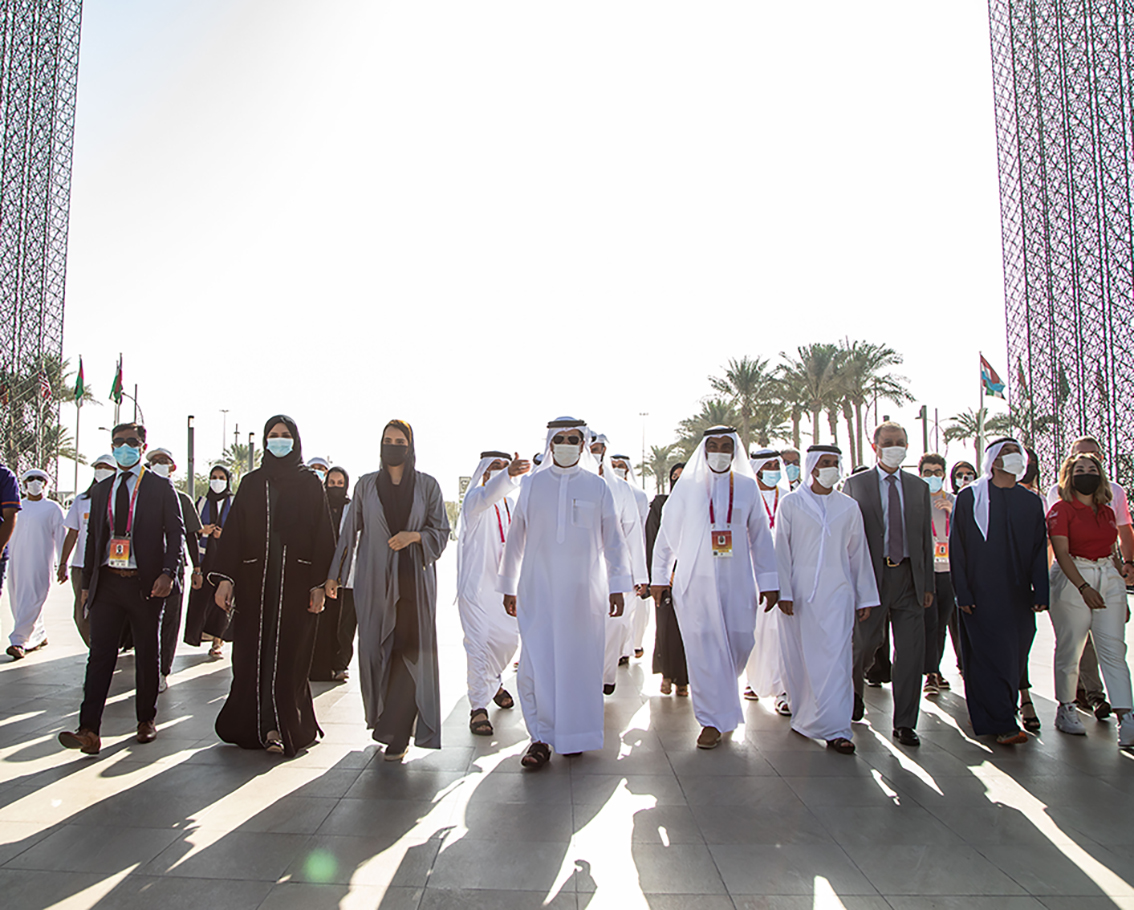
left=611, top=453, right=653, bottom=661
left=745, top=448, right=792, bottom=717
left=651, top=426, right=779, bottom=750
left=589, top=433, right=648, bottom=695
left=775, top=445, right=880, bottom=754
left=456, top=449, right=530, bottom=737
left=499, top=417, right=633, bottom=770
left=6, top=470, right=65, bottom=660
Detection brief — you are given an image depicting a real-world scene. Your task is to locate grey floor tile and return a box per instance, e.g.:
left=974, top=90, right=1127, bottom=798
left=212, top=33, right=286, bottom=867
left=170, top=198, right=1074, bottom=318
left=143, top=830, right=311, bottom=881
left=285, top=833, right=443, bottom=888
left=976, top=843, right=1134, bottom=896
left=3, top=823, right=180, bottom=873
left=428, top=837, right=576, bottom=891
left=811, top=804, right=966, bottom=848
left=344, top=769, right=467, bottom=801
left=575, top=843, right=726, bottom=894
left=782, top=775, right=912, bottom=809
left=261, top=881, right=422, bottom=910
left=730, top=898, right=892, bottom=910
left=197, top=794, right=338, bottom=834
left=883, top=895, right=1047, bottom=909
left=584, top=804, right=704, bottom=844
left=761, top=750, right=878, bottom=777
left=842, top=844, right=1026, bottom=895
left=679, top=775, right=806, bottom=809
left=420, top=887, right=576, bottom=908
left=692, top=803, right=835, bottom=845
left=709, top=843, right=878, bottom=895
left=570, top=773, right=685, bottom=806
left=455, top=798, right=574, bottom=842
left=317, top=798, right=452, bottom=840
left=666, top=745, right=779, bottom=777
left=88, top=873, right=274, bottom=910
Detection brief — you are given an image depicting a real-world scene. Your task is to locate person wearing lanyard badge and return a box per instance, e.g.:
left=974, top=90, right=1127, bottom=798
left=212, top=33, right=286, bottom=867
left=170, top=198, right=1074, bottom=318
left=918, top=454, right=957, bottom=699
left=650, top=427, right=779, bottom=750
left=59, top=423, right=184, bottom=755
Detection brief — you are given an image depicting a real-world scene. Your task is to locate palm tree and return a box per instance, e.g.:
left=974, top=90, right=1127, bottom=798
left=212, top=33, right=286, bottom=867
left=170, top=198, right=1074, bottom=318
left=220, top=442, right=262, bottom=488
left=776, top=368, right=810, bottom=450
left=943, top=407, right=1011, bottom=462
left=779, top=343, right=841, bottom=446
left=838, top=339, right=912, bottom=462
left=639, top=443, right=678, bottom=495
left=708, top=356, right=777, bottom=455
left=675, top=398, right=738, bottom=460
left=749, top=400, right=790, bottom=449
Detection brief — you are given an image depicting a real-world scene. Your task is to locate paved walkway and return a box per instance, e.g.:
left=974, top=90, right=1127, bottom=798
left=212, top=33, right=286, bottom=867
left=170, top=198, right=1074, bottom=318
left=1, top=570, right=1132, bottom=910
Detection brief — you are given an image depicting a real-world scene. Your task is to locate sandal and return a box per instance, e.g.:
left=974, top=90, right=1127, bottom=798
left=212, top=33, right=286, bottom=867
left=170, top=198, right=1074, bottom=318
left=331, top=670, right=349, bottom=682
left=826, top=737, right=856, bottom=754
left=1020, top=699, right=1041, bottom=732
left=676, top=685, right=689, bottom=697
left=634, top=649, right=644, bottom=659
left=265, top=730, right=284, bottom=754
left=996, top=730, right=1028, bottom=745
left=935, top=673, right=950, bottom=691
left=208, top=641, right=223, bottom=659
left=660, top=677, right=672, bottom=695
left=493, top=688, right=514, bottom=709
left=469, top=708, right=494, bottom=736
left=520, top=741, right=551, bottom=770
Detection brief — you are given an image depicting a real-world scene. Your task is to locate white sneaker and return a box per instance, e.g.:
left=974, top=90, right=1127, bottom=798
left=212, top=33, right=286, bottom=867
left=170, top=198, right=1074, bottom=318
left=1055, top=703, right=1086, bottom=735
left=158, top=675, right=169, bottom=694
left=775, top=694, right=792, bottom=716
left=1119, top=712, right=1134, bottom=749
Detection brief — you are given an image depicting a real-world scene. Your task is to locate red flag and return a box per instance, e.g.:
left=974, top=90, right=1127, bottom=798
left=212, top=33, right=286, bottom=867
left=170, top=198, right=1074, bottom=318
left=39, top=371, right=51, bottom=400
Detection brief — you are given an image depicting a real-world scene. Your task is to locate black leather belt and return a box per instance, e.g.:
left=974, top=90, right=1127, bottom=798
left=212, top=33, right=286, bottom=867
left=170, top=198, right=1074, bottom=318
left=884, top=557, right=908, bottom=568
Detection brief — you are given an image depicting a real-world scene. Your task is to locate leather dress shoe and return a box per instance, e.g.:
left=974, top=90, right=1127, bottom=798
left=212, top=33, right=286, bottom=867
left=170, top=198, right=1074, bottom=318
left=137, top=721, right=157, bottom=743
left=893, top=727, right=921, bottom=746
left=59, top=728, right=101, bottom=754
left=852, top=693, right=865, bottom=722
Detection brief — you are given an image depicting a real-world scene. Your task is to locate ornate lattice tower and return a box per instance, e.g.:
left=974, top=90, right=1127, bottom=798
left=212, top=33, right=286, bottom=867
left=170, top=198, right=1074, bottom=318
left=988, top=0, right=1134, bottom=485
left=0, top=0, right=83, bottom=481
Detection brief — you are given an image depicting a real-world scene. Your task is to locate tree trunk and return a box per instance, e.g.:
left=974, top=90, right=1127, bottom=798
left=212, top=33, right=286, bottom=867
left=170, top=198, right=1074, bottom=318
left=811, top=407, right=821, bottom=445
left=854, top=400, right=865, bottom=465
left=792, top=412, right=801, bottom=450
left=843, top=405, right=857, bottom=466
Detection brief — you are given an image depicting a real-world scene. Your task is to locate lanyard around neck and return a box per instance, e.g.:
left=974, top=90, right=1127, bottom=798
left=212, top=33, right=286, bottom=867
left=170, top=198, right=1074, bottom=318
left=494, top=500, right=511, bottom=543
left=108, top=466, right=146, bottom=535
left=708, top=471, right=734, bottom=527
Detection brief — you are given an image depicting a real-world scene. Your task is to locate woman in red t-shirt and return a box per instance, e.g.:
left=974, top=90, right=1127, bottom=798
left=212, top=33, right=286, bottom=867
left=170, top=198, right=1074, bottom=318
left=1047, top=452, right=1132, bottom=749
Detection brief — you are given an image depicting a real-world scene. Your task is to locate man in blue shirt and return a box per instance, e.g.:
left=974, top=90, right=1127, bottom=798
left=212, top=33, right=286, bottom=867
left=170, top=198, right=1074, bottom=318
left=0, top=462, right=22, bottom=597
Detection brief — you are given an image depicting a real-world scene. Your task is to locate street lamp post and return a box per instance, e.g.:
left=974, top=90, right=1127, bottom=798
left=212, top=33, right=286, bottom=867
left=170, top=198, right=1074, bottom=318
left=187, top=415, right=196, bottom=499
left=247, top=432, right=254, bottom=472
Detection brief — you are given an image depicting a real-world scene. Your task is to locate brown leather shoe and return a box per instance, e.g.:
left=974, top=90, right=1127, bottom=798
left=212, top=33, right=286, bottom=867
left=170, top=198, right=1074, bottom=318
left=137, top=721, right=157, bottom=744
left=59, top=728, right=101, bottom=755
left=696, top=726, right=722, bottom=750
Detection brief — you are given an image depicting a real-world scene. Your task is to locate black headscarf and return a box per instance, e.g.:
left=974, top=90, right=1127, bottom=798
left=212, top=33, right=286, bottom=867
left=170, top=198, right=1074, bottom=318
left=669, top=462, right=686, bottom=489
left=206, top=464, right=232, bottom=503
left=377, top=420, right=416, bottom=534
left=950, top=460, right=978, bottom=495
left=261, top=414, right=305, bottom=486
left=326, top=466, right=351, bottom=530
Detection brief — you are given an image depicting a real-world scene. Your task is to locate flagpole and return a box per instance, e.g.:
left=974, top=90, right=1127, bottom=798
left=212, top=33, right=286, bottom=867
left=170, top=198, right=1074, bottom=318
left=74, top=398, right=81, bottom=496
left=978, top=352, right=985, bottom=459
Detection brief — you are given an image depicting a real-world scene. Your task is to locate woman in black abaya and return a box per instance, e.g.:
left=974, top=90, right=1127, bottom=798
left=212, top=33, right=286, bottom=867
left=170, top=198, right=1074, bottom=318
left=184, top=464, right=235, bottom=656
left=212, top=416, right=336, bottom=756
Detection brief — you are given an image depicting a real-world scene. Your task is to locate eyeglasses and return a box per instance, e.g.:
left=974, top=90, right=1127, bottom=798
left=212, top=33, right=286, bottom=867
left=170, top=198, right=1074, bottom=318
left=112, top=437, right=142, bottom=448
left=552, top=435, right=581, bottom=445
left=956, top=473, right=976, bottom=483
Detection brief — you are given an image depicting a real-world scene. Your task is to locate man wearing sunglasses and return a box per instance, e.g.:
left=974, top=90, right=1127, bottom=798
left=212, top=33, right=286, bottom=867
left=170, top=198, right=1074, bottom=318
left=499, top=417, right=633, bottom=771
left=58, top=423, right=184, bottom=755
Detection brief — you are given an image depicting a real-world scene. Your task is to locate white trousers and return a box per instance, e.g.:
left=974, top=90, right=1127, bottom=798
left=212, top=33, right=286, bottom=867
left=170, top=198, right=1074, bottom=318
left=1050, top=557, right=1132, bottom=709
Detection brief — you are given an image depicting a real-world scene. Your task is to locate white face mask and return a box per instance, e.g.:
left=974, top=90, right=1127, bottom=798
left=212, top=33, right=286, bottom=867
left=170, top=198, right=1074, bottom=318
left=150, top=463, right=172, bottom=478
left=25, top=480, right=45, bottom=496
left=552, top=444, right=581, bottom=467
left=706, top=452, right=733, bottom=473
left=94, top=468, right=115, bottom=483
left=999, top=452, right=1026, bottom=477
left=815, top=466, right=841, bottom=488
left=879, top=446, right=907, bottom=468
left=210, top=478, right=228, bottom=494
left=613, top=467, right=629, bottom=480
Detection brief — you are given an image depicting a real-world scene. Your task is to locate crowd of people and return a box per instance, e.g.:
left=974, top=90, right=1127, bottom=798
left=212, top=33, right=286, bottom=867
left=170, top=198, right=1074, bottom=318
left=0, top=414, right=1131, bottom=767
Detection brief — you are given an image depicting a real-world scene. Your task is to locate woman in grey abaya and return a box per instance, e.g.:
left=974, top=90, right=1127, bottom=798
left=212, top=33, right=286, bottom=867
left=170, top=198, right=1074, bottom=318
left=325, top=420, right=449, bottom=760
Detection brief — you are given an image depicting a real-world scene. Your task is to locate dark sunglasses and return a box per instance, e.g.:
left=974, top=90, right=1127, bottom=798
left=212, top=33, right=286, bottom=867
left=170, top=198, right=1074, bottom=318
left=552, top=435, right=581, bottom=445
left=112, top=437, right=142, bottom=448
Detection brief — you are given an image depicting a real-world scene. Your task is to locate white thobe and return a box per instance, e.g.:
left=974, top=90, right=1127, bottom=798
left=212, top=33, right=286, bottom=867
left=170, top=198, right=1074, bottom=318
left=775, top=489, right=879, bottom=742
left=626, top=482, right=653, bottom=651
left=653, top=471, right=778, bottom=732
left=747, top=485, right=786, bottom=697
left=498, top=464, right=633, bottom=753
left=456, top=469, right=521, bottom=709
left=601, top=472, right=648, bottom=685
left=8, top=497, right=65, bottom=648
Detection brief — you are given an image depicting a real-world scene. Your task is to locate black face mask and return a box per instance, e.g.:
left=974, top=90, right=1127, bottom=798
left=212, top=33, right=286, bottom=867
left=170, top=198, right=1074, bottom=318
left=1072, top=473, right=1102, bottom=496
left=381, top=443, right=408, bottom=467
left=326, top=487, right=347, bottom=505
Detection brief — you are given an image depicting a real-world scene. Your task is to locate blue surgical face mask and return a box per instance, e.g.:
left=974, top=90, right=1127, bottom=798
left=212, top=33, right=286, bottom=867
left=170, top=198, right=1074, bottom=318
left=760, top=470, right=782, bottom=487
left=785, top=464, right=801, bottom=482
left=924, top=475, right=944, bottom=493
left=266, top=438, right=294, bottom=457
left=113, top=445, right=141, bottom=468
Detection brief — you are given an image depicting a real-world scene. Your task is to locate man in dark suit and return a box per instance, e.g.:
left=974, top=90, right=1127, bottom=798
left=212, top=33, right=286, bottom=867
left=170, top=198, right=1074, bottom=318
left=842, top=421, right=934, bottom=746
left=59, top=423, right=184, bottom=755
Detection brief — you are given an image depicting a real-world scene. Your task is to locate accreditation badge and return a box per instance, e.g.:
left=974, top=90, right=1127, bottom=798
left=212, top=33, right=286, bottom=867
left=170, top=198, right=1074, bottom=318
left=109, top=537, right=132, bottom=568
left=934, top=540, right=949, bottom=560
left=711, top=529, right=733, bottom=558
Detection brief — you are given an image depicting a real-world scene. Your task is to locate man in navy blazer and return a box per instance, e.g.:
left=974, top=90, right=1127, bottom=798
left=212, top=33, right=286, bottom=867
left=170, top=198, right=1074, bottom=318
left=59, top=423, right=184, bottom=755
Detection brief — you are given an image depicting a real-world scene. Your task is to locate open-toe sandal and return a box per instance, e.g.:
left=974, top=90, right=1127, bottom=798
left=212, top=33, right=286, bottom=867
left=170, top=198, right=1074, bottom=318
left=493, top=688, right=515, bottom=709
left=469, top=708, right=494, bottom=736
left=826, top=737, right=856, bottom=754
left=1020, top=701, right=1041, bottom=732
left=520, top=741, right=551, bottom=770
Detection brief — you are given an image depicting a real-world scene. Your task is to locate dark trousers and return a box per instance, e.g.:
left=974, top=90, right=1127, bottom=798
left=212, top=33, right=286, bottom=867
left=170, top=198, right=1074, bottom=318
left=80, top=573, right=161, bottom=733
left=853, top=560, right=925, bottom=729
left=924, top=571, right=956, bottom=675
left=72, top=572, right=91, bottom=646
left=336, top=588, right=357, bottom=672
left=160, top=573, right=185, bottom=677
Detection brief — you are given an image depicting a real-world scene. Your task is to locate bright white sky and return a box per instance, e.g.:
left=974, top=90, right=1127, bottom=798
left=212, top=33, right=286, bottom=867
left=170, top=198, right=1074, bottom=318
left=60, top=0, right=1010, bottom=498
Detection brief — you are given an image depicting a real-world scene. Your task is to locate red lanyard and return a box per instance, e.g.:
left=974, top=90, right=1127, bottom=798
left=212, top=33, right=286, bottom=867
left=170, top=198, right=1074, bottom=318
left=709, top=472, right=734, bottom=527
left=107, top=466, right=145, bottom=535
left=494, top=500, right=511, bottom=543
left=762, top=488, right=778, bottom=528
left=931, top=512, right=949, bottom=539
